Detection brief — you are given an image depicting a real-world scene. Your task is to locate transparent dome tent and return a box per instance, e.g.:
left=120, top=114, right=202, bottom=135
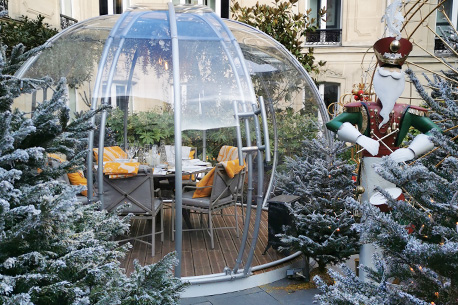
left=15, top=4, right=328, bottom=284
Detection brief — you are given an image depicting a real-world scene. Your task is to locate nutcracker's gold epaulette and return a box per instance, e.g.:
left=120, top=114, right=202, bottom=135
left=343, top=102, right=362, bottom=113
left=407, top=105, right=428, bottom=117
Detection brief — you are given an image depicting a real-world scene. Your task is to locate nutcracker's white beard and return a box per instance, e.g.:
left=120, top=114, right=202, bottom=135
left=373, top=67, right=405, bottom=129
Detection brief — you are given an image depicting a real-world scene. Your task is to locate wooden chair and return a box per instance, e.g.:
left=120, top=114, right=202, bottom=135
left=102, top=167, right=164, bottom=256
left=172, top=163, right=242, bottom=249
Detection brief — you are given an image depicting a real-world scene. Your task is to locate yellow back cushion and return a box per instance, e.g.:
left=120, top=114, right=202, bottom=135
left=193, top=167, right=215, bottom=198
left=221, top=159, right=244, bottom=178
left=217, top=145, right=238, bottom=162
left=49, top=153, right=88, bottom=197
left=93, top=146, right=128, bottom=162
left=48, top=153, right=66, bottom=163
left=67, top=171, right=88, bottom=197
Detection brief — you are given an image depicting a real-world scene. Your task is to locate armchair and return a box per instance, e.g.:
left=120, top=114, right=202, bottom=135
left=172, top=163, right=242, bottom=249
left=102, top=166, right=164, bottom=256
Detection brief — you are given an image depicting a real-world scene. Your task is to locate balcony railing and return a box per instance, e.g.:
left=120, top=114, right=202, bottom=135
left=0, top=0, right=8, bottom=13
left=60, top=14, right=77, bottom=30
left=434, top=37, right=457, bottom=56
left=305, top=29, right=342, bottom=46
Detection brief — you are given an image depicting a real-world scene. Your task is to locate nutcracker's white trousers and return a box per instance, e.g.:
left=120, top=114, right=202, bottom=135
left=359, top=157, right=396, bottom=282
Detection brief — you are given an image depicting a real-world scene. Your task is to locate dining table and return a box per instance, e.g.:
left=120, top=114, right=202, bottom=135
left=150, top=159, right=213, bottom=230
left=151, top=158, right=212, bottom=176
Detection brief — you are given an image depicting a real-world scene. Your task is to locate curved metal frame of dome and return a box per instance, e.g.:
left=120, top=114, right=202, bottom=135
left=225, top=19, right=332, bottom=208
left=14, top=4, right=330, bottom=284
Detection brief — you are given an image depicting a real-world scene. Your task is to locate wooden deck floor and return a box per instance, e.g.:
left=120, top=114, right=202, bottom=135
left=119, top=205, right=288, bottom=277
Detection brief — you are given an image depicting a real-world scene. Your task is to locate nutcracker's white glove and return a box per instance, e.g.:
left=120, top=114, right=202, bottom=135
left=357, top=136, right=380, bottom=156
left=389, top=134, right=434, bottom=163
left=389, top=148, right=414, bottom=163
left=337, top=122, right=380, bottom=156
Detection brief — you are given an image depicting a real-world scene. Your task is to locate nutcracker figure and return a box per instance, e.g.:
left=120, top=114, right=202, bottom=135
left=326, top=36, right=441, bottom=281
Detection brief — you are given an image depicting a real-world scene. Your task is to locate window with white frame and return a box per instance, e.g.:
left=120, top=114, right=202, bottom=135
left=172, top=0, right=226, bottom=17
left=61, top=0, right=72, bottom=17
left=318, top=83, right=340, bottom=117
left=305, top=0, right=342, bottom=45
left=99, top=0, right=227, bottom=18
left=99, top=0, right=130, bottom=15
left=60, top=0, right=78, bottom=30
left=435, top=0, right=458, bottom=52
left=115, top=85, right=129, bottom=111
left=436, top=0, right=457, bottom=32
left=100, top=83, right=129, bottom=110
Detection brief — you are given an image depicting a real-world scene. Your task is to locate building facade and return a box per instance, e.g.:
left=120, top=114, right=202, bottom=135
left=301, top=0, right=457, bottom=115
left=2, top=0, right=230, bottom=30
left=3, top=0, right=457, bottom=114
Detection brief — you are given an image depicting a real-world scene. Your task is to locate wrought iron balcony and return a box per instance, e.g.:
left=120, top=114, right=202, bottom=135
left=0, top=0, right=8, bottom=13
left=305, top=29, right=342, bottom=46
left=60, top=14, right=77, bottom=30
left=434, top=37, right=457, bottom=56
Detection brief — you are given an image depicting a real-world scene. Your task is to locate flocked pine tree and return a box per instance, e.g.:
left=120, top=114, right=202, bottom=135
left=0, top=15, right=185, bottom=304
left=314, top=63, right=458, bottom=305
left=275, top=136, right=359, bottom=281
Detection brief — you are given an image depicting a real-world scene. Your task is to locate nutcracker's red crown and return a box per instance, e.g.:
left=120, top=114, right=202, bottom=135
left=374, top=37, right=412, bottom=67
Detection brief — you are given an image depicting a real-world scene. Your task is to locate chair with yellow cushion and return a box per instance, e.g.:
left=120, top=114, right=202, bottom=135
left=93, top=146, right=128, bottom=162
left=48, top=153, right=89, bottom=203
left=102, top=166, right=164, bottom=256
left=93, top=146, right=163, bottom=256
left=172, top=162, right=244, bottom=249
left=216, top=146, right=248, bottom=221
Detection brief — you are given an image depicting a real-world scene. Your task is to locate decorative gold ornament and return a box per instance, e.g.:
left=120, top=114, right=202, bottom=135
left=344, top=105, right=361, bottom=113
left=390, top=39, right=401, bottom=52
left=407, top=107, right=426, bottom=117
left=360, top=107, right=368, bottom=135
left=356, top=186, right=365, bottom=194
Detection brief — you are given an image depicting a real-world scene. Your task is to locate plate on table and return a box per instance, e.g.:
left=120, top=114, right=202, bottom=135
left=116, top=158, right=138, bottom=162
left=153, top=168, right=168, bottom=175
left=186, top=159, right=209, bottom=166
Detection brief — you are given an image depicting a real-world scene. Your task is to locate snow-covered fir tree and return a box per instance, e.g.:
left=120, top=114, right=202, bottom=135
left=275, top=136, right=359, bottom=280
left=0, top=16, right=185, bottom=304
left=314, top=64, right=458, bottom=305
